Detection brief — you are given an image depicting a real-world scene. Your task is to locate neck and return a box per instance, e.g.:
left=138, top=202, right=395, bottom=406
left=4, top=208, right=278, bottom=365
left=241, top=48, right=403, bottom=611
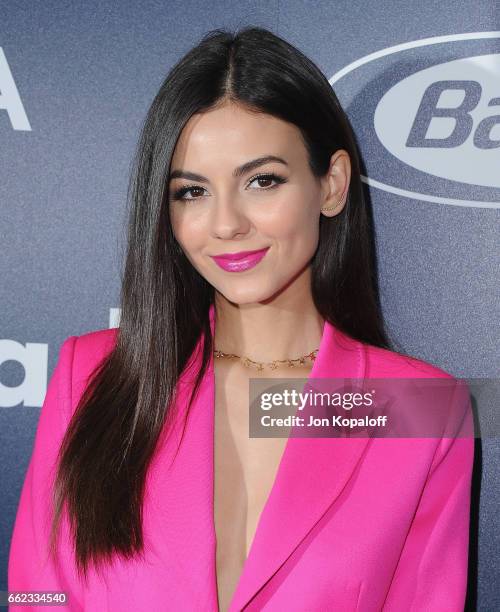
left=213, top=292, right=324, bottom=364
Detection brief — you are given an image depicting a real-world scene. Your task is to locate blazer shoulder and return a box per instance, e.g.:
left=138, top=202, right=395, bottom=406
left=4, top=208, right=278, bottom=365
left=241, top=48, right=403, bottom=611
left=363, top=342, right=456, bottom=380
left=76, top=326, right=118, bottom=354
left=70, top=327, right=118, bottom=383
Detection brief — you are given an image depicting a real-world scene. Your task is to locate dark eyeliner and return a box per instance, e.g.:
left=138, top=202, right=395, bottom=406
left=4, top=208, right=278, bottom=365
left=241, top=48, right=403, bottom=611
left=249, top=172, right=287, bottom=188
left=171, top=184, right=202, bottom=201
left=171, top=172, right=287, bottom=202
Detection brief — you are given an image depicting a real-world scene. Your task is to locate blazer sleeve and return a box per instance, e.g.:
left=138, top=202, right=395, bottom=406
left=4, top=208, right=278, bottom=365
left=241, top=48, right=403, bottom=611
left=8, top=335, right=84, bottom=612
left=383, top=382, right=475, bottom=611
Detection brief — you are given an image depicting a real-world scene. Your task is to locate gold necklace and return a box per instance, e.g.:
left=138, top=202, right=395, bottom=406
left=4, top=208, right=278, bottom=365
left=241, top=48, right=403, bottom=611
left=213, top=348, right=319, bottom=371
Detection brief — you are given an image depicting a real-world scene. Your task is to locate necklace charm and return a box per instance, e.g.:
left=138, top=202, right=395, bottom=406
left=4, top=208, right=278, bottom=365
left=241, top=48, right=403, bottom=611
left=213, top=348, right=318, bottom=371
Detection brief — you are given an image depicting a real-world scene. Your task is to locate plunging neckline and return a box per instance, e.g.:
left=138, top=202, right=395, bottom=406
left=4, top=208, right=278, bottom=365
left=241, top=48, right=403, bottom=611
left=210, top=322, right=327, bottom=612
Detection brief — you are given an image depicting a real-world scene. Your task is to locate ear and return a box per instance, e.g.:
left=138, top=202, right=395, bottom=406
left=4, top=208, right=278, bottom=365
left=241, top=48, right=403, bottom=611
left=319, top=149, right=351, bottom=218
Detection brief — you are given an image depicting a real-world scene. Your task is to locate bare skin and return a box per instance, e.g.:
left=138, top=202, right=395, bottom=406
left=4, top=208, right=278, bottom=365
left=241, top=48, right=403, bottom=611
left=213, top=356, right=317, bottom=611
left=168, top=98, right=351, bottom=611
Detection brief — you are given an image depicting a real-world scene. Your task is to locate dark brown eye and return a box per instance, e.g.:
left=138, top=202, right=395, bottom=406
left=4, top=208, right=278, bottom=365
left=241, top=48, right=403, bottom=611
left=171, top=172, right=287, bottom=203
left=248, top=173, right=287, bottom=190
left=255, top=176, right=273, bottom=187
left=171, top=185, right=206, bottom=201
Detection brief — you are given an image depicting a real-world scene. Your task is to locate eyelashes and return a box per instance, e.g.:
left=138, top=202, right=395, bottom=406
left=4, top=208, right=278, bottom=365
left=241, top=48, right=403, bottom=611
left=169, top=172, right=288, bottom=203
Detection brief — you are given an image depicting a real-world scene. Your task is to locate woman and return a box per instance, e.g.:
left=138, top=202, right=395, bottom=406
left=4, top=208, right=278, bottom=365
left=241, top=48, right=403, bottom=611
left=8, top=26, right=474, bottom=611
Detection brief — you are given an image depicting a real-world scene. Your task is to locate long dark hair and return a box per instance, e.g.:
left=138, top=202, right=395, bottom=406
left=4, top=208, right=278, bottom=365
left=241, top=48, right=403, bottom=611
left=50, top=25, right=394, bottom=580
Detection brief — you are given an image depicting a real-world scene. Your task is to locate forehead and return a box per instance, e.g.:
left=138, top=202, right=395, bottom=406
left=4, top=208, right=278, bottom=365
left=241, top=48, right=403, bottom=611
left=170, top=102, right=306, bottom=168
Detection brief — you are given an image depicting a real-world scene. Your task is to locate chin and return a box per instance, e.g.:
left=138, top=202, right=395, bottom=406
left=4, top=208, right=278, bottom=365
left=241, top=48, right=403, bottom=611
left=213, top=280, right=287, bottom=306
left=216, top=290, right=270, bottom=306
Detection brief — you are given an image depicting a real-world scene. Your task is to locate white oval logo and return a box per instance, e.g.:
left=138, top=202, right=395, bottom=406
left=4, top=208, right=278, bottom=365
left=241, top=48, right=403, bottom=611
left=374, top=54, right=500, bottom=188
left=330, top=32, right=500, bottom=208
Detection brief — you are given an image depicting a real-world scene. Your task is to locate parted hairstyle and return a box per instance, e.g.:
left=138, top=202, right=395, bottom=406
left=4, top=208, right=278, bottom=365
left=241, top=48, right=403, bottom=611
left=50, top=25, right=394, bottom=579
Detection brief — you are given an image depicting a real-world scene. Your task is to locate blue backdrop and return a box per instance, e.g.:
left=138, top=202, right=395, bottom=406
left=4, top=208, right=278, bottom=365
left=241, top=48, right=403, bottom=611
left=1, top=1, right=498, bottom=609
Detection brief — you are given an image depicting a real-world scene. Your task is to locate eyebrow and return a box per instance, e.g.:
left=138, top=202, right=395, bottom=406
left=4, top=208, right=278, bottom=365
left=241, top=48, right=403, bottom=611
left=169, top=155, right=289, bottom=183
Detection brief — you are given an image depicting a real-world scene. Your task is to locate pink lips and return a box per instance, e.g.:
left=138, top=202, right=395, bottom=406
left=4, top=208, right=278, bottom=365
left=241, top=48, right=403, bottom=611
left=210, top=247, right=270, bottom=272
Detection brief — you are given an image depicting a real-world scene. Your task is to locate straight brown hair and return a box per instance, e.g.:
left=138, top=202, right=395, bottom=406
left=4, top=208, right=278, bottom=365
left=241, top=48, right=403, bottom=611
left=50, top=25, right=394, bottom=580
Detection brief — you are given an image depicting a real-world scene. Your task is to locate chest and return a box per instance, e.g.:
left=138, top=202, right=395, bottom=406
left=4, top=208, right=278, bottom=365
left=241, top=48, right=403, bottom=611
left=212, top=363, right=289, bottom=611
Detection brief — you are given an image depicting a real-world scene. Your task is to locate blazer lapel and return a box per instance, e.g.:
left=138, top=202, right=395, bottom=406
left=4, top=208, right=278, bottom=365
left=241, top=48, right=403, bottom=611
left=209, top=306, right=370, bottom=612
left=165, top=305, right=369, bottom=612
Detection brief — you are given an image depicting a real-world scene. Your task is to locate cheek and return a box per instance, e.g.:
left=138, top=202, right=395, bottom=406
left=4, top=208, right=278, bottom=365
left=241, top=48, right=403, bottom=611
left=263, top=196, right=319, bottom=246
left=170, top=210, right=206, bottom=254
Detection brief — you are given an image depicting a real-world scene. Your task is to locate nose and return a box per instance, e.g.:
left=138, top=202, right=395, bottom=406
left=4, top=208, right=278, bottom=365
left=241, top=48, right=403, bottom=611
left=210, top=191, right=250, bottom=240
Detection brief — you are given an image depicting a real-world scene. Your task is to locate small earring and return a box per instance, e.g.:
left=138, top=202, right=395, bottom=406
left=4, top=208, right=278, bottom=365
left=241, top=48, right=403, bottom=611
left=320, top=196, right=344, bottom=212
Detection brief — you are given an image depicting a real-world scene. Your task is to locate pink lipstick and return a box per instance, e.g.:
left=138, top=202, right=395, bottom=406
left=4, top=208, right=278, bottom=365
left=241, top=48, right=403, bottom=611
left=210, top=247, right=270, bottom=272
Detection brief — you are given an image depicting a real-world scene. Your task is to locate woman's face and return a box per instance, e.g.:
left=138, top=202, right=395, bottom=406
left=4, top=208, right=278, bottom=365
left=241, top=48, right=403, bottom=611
left=168, top=101, right=349, bottom=305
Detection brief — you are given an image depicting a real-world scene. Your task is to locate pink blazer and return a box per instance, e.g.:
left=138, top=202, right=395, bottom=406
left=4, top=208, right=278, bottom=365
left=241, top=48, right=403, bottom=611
left=9, top=303, right=474, bottom=611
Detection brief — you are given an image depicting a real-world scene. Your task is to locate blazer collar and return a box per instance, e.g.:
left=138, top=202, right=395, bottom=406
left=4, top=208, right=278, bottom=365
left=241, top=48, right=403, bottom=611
left=175, top=303, right=369, bottom=611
